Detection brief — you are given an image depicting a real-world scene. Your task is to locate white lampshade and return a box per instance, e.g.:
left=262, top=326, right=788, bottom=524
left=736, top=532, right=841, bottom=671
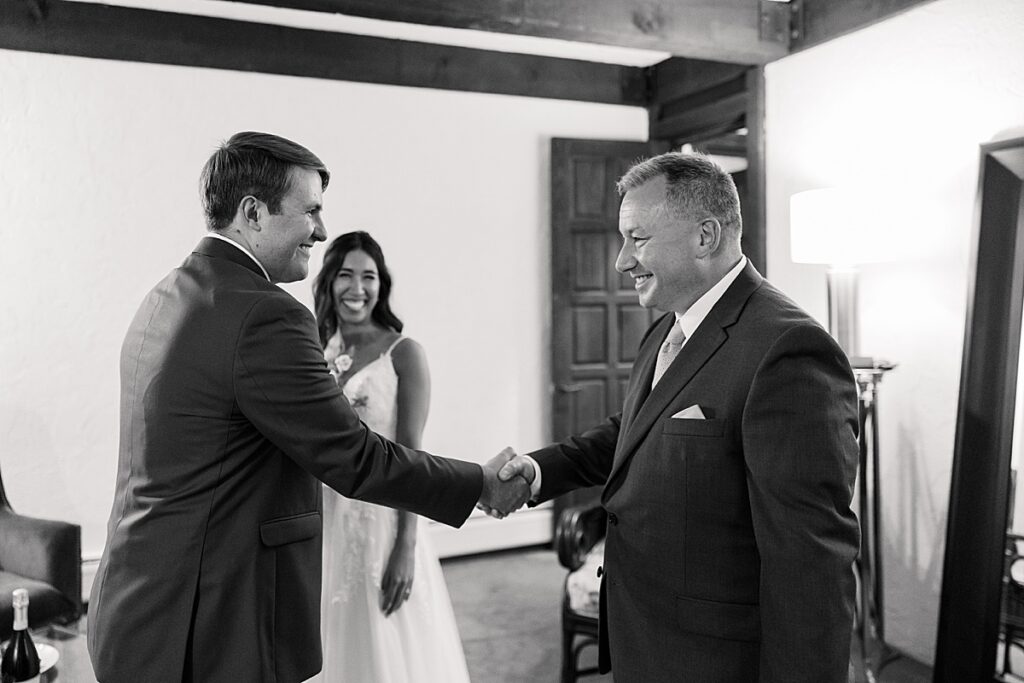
left=790, top=188, right=876, bottom=268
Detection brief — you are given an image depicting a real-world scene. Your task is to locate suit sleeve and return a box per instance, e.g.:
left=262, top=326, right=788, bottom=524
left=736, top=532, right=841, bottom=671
left=528, top=413, right=621, bottom=503
left=233, top=293, right=481, bottom=527
left=742, top=324, right=860, bottom=682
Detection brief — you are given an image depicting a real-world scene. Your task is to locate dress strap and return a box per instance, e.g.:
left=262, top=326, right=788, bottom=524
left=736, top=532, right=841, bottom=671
left=383, top=335, right=405, bottom=357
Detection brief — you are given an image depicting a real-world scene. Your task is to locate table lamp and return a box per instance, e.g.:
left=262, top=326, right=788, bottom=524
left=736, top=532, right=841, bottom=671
left=790, top=187, right=872, bottom=359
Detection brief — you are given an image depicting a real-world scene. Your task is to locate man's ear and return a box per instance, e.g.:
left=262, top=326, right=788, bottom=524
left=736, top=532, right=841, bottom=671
left=240, top=196, right=262, bottom=231
left=697, top=218, right=722, bottom=255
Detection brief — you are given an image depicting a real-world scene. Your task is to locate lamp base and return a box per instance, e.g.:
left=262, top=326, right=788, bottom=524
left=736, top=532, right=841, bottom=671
left=827, top=268, right=859, bottom=358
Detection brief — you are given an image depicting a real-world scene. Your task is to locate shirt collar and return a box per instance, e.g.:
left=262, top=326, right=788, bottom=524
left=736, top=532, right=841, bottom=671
left=206, top=232, right=271, bottom=281
left=677, top=256, right=747, bottom=340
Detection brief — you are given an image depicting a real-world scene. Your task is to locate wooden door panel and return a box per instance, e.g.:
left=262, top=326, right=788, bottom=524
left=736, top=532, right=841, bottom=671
left=572, top=307, right=607, bottom=364
left=551, top=137, right=668, bottom=518
left=571, top=381, right=608, bottom=435
left=573, top=233, right=607, bottom=291
left=618, top=305, right=651, bottom=363
left=572, top=156, right=612, bottom=217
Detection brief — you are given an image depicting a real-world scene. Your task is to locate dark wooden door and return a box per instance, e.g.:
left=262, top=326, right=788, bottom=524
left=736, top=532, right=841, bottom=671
left=549, top=138, right=669, bottom=519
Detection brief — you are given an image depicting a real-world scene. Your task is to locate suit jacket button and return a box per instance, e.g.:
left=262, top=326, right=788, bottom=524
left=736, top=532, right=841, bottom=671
left=596, top=566, right=603, bottom=578
left=607, top=512, right=618, bottom=525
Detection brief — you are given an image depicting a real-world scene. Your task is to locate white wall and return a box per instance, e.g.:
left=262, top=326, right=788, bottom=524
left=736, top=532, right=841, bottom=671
left=0, top=48, right=647, bottom=560
left=765, top=0, right=1024, bottom=663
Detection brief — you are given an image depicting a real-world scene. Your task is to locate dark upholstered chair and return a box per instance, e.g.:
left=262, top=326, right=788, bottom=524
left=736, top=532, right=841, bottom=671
left=1002, top=533, right=1024, bottom=675
left=555, top=502, right=607, bottom=683
left=0, top=464, right=82, bottom=639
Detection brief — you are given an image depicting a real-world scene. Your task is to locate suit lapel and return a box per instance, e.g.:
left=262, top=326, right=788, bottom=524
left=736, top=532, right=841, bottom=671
left=605, top=262, right=764, bottom=494
left=617, top=313, right=672, bottom=438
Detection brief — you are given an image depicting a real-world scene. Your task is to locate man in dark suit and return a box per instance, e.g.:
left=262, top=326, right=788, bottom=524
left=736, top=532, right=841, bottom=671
left=498, top=152, right=860, bottom=681
left=87, top=132, right=528, bottom=683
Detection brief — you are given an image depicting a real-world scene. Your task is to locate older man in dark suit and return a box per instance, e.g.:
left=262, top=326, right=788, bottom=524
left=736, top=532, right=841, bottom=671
left=87, top=132, right=527, bottom=683
left=499, top=152, right=860, bottom=682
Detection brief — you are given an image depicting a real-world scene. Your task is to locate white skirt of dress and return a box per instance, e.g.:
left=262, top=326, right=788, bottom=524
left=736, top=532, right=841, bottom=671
left=307, top=489, right=472, bottom=683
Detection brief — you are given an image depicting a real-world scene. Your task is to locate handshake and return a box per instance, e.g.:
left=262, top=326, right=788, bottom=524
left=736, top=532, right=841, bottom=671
left=476, top=447, right=536, bottom=519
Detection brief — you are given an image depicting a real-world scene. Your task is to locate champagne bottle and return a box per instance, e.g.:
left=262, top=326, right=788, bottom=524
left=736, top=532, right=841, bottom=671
left=1, top=589, right=40, bottom=683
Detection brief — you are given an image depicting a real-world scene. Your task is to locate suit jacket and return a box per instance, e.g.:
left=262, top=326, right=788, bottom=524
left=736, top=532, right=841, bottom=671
left=531, top=262, right=860, bottom=682
left=88, top=238, right=482, bottom=683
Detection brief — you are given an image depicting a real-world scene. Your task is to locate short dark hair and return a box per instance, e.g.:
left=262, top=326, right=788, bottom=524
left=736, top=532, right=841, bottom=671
left=313, top=231, right=404, bottom=347
left=617, top=152, right=742, bottom=239
left=200, top=131, right=330, bottom=232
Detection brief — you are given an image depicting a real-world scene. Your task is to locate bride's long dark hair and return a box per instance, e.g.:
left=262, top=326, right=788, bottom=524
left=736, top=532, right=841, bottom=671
left=313, top=231, right=403, bottom=348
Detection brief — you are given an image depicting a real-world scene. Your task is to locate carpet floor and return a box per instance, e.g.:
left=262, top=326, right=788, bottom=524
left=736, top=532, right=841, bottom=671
left=443, top=545, right=611, bottom=683
left=443, top=546, right=932, bottom=683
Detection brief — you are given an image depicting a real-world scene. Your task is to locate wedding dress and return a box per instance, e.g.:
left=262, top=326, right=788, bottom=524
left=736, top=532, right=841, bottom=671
left=311, top=336, right=472, bottom=683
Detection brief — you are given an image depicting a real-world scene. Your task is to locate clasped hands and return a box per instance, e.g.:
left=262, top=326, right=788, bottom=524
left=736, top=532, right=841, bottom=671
left=477, top=446, right=536, bottom=519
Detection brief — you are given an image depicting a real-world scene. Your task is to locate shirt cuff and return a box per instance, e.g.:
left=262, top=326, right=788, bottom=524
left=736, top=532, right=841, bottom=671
left=521, top=455, right=542, bottom=500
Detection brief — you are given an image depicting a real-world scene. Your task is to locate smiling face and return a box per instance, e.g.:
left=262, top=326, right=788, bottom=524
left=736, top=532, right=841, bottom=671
left=331, top=249, right=380, bottom=327
left=254, top=166, right=326, bottom=283
left=615, top=175, right=707, bottom=313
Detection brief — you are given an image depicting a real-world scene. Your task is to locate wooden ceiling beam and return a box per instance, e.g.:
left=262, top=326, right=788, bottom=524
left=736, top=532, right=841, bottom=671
left=215, top=0, right=788, bottom=64
left=0, top=0, right=649, bottom=106
left=646, top=57, right=749, bottom=145
left=692, top=132, right=749, bottom=158
left=214, top=0, right=942, bottom=62
left=649, top=93, right=747, bottom=145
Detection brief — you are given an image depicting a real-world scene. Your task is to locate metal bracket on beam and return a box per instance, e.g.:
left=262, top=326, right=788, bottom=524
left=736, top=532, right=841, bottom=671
left=759, top=0, right=803, bottom=48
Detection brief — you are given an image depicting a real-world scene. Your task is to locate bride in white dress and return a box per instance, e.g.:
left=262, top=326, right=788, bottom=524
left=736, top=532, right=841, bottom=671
left=309, top=231, right=471, bottom=683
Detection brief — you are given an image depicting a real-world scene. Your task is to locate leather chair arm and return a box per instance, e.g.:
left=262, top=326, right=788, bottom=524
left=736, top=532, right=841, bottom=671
left=0, top=510, right=82, bottom=616
left=555, top=504, right=607, bottom=571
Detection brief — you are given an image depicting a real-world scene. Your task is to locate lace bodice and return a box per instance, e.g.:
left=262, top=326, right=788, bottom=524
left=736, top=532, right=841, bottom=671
left=340, top=340, right=402, bottom=441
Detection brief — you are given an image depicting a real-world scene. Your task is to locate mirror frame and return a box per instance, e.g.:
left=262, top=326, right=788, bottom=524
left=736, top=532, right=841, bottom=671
left=935, top=135, right=1024, bottom=682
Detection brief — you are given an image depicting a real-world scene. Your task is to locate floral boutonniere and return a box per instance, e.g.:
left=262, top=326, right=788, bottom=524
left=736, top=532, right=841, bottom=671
left=325, top=331, right=354, bottom=382
left=334, top=353, right=353, bottom=374
left=329, top=352, right=353, bottom=383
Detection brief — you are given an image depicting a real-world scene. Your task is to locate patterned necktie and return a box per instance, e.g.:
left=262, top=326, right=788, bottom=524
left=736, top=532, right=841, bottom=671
left=652, top=320, right=686, bottom=387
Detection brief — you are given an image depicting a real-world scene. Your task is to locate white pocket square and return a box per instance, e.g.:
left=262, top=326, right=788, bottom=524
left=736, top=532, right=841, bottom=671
left=671, top=405, right=706, bottom=419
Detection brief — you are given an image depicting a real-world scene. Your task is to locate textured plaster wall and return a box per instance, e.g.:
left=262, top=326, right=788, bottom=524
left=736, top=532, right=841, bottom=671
left=765, top=0, right=1024, bottom=663
left=0, top=48, right=647, bottom=559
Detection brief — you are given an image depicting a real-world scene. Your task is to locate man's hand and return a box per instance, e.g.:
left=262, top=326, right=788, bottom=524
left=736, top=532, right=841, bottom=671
left=498, top=455, right=535, bottom=485
left=477, top=447, right=532, bottom=519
